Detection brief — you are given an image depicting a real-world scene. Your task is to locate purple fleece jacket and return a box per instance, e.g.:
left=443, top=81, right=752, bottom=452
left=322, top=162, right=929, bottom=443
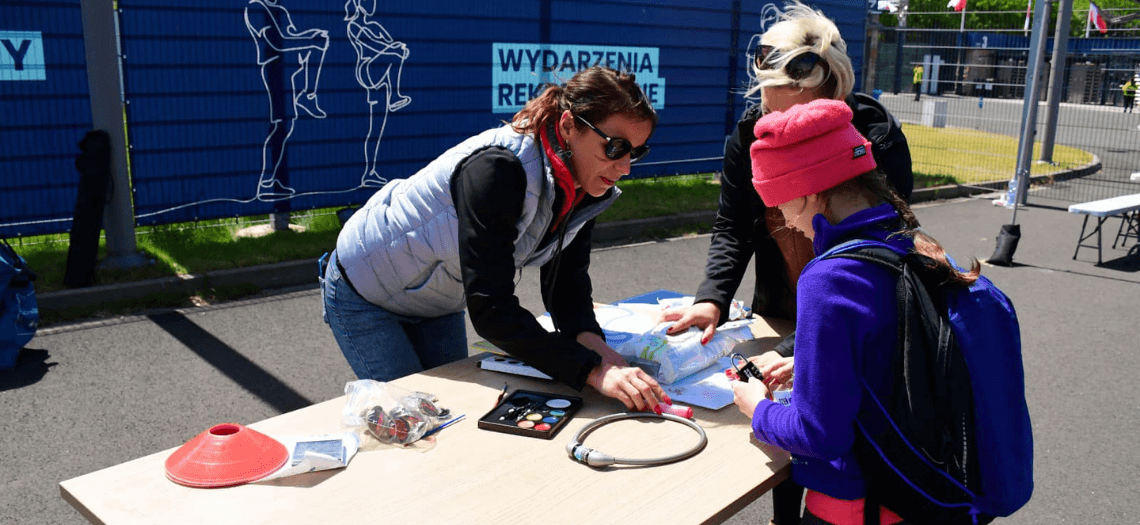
left=750, top=203, right=910, bottom=500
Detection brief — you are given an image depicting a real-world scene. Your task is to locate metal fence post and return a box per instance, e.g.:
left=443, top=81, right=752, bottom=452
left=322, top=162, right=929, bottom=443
left=1012, top=0, right=1050, bottom=211
left=866, top=10, right=880, bottom=95
left=80, top=0, right=149, bottom=269
left=1040, top=0, right=1073, bottom=163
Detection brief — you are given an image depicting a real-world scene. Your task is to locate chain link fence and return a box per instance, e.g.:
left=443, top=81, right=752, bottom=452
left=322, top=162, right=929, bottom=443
left=867, top=26, right=1140, bottom=209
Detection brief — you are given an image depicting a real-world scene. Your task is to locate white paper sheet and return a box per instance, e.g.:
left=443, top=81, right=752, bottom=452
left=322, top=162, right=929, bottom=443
left=660, top=355, right=738, bottom=410
left=258, top=432, right=361, bottom=481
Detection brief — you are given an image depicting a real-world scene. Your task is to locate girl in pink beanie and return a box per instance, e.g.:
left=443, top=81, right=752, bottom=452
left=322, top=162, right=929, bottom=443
left=749, top=99, right=876, bottom=211
left=731, top=98, right=983, bottom=525
left=664, top=5, right=914, bottom=524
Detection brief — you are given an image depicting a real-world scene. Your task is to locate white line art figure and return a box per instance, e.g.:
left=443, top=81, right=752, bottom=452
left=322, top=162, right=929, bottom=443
left=245, top=0, right=329, bottom=201
left=345, top=0, right=412, bottom=188
left=743, top=3, right=784, bottom=110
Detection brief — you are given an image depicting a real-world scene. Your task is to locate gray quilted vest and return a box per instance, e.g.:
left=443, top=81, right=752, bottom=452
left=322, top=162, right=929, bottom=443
left=336, top=125, right=620, bottom=317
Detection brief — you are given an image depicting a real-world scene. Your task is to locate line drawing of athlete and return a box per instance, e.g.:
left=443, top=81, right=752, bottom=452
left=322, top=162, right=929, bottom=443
left=345, top=0, right=412, bottom=188
left=742, top=3, right=784, bottom=111
left=244, top=0, right=329, bottom=201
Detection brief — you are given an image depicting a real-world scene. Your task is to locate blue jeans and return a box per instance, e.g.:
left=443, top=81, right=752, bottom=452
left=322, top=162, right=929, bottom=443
left=320, top=251, right=468, bottom=381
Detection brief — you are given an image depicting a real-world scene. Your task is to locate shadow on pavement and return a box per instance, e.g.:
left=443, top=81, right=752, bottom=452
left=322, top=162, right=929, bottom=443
left=1096, top=251, right=1140, bottom=272
left=147, top=311, right=315, bottom=413
left=0, top=348, right=56, bottom=391
left=1013, top=260, right=1140, bottom=282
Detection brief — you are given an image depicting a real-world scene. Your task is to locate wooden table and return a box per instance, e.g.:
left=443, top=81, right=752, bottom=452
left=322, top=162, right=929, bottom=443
left=61, top=308, right=793, bottom=525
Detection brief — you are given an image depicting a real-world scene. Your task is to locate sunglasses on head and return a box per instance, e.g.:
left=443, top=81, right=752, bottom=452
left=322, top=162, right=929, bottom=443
left=756, top=44, right=823, bottom=81
left=574, top=114, right=651, bottom=163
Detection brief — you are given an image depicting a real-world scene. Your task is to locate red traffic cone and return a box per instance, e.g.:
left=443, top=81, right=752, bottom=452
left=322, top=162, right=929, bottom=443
left=164, top=423, right=288, bottom=488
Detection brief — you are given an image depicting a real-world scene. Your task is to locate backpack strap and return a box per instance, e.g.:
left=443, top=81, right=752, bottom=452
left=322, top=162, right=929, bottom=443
left=864, top=485, right=882, bottom=525
left=818, top=239, right=905, bottom=271
left=825, top=239, right=983, bottom=523
left=820, top=240, right=900, bottom=525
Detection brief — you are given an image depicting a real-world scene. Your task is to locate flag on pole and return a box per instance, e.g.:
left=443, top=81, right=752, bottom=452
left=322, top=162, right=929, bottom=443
left=1023, top=0, right=1032, bottom=33
left=947, top=0, right=967, bottom=11
left=1090, top=1, right=1108, bottom=34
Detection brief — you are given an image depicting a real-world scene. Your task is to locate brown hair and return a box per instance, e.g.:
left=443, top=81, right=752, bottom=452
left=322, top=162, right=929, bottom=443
left=821, top=170, right=981, bottom=287
left=510, top=66, right=658, bottom=138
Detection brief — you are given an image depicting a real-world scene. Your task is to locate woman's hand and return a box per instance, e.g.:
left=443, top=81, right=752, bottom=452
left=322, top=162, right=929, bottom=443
left=732, top=378, right=770, bottom=419
left=661, top=301, right=721, bottom=344
left=577, top=332, right=670, bottom=412
left=587, top=364, right=669, bottom=412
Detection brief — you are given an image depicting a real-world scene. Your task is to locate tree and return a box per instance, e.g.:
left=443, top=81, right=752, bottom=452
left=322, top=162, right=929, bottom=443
left=877, top=0, right=1140, bottom=36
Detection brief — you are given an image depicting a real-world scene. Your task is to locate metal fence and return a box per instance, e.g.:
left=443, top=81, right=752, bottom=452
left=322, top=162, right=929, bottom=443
left=868, top=26, right=1140, bottom=209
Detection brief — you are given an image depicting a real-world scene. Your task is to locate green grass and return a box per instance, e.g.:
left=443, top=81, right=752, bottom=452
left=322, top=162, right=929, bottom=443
left=605, top=174, right=721, bottom=222
left=17, top=212, right=341, bottom=295
left=13, top=124, right=1097, bottom=300
left=902, top=123, right=1094, bottom=184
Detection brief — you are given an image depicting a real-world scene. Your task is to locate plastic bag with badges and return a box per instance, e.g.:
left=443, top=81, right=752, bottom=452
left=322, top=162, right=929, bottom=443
left=341, top=380, right=450, bottom=446
left=634, top=320, right=752, bottom=384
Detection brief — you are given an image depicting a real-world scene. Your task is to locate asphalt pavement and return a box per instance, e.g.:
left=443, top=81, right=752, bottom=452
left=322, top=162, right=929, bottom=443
left=2, top=193, right=1139, bottom=524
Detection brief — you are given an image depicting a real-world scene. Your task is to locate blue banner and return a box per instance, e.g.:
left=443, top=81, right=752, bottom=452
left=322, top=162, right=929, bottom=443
left=0, top=31, right=47, bottom=81
left=492, top=43, right=666, bottom=113
left=0, top=2, right=92, bottom=237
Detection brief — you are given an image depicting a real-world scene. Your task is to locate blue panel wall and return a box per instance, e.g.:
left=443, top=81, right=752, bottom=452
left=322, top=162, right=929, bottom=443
left=815, top=0, right=867, bottom=87
left=0, top=0, right=92, bottom=237
left=121, top=0, right=554, bottom=224
left=117, top=0, right=871, bottom=226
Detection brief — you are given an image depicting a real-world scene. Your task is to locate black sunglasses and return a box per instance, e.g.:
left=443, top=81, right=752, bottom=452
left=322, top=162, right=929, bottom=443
left=756, top=44, right=823, bottom=81
left=574, top=114, right=650, bottom=163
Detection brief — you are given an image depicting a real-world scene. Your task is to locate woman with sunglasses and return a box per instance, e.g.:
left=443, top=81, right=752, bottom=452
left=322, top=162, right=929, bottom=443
left=662, top=3, right=913, bottom=524
left=321, top=66, right=670, bottom=412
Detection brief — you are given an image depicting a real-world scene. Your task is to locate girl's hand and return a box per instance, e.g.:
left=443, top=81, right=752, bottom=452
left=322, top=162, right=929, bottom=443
left=731, top=378, right=770, bottom=418
left=759, top=355, right=794, bottom=389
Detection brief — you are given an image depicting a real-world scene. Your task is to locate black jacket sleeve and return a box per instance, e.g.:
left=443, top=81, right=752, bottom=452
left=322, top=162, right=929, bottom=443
left=848, top=93, right=915, bottom=202
left=693, top=108, right=759, bottom=323
left=452, top=147, right=601, bottom=390
left=773, top=332, right=796, bottom=358
left=541, top=216, right=605, bottom=340
left=695, top=104, right=791, bottom=324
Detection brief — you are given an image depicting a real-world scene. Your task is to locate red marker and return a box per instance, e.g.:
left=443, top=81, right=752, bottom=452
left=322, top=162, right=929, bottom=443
left=657, top=403, right=694, bottom=419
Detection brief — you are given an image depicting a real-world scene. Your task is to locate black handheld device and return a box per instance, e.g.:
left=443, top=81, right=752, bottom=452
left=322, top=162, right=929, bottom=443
left=731, top=353, right=764, bottom=382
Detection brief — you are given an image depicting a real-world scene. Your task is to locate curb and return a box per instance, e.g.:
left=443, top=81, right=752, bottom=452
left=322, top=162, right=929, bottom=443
left=591, top=210, right=719, bottom=244
left=37, top=160, right=1101, bottom=315
left=37, top=259, right=318, bottom=313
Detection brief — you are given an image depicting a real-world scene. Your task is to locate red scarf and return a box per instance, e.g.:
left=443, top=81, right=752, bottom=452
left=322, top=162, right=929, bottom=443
left=539, top=121, right=586, bottom=233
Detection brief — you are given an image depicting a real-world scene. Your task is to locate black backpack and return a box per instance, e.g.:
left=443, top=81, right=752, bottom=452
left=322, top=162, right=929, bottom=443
left=814, top=240, right=1033, bottom=525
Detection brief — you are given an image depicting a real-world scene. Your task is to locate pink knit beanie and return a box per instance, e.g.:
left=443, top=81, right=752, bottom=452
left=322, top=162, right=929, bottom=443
left=750, top=98, right=876, bottom=207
